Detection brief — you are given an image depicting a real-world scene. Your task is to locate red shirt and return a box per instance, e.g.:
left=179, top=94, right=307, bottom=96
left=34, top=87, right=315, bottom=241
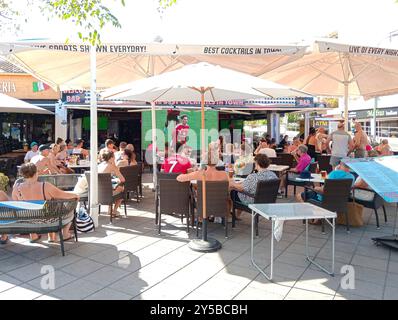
left=161, top=155, right=192, bottom=174
left=174, top=124, right=190, bottom=144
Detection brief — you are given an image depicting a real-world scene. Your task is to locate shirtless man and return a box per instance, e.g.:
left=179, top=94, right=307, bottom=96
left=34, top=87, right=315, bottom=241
left=353, top=122, right=369, bottom=158
left=30, top=144, right=60, bottom=175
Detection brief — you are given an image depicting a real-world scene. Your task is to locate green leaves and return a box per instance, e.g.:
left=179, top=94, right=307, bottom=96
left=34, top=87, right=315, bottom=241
left=44, top=0, right=125, bottom=46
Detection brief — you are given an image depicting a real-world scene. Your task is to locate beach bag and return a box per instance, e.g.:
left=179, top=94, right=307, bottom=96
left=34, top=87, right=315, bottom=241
left=75, top=207, right=95, bottom=233
left=337, top=197, right=364, bottom=227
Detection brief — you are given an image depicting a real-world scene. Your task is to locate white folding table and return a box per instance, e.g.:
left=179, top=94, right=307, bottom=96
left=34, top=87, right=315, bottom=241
left=248, top=202, right=336, bottom=280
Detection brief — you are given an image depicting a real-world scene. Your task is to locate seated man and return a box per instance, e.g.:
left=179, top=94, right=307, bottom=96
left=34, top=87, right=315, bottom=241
left=296, top=160, right=355, bottom=224
left=161, top=142, right=192, bottom=174
left=30, top=144, right=60, bottom=175
left=230, top=154, right=277, bottom=219
left=254, top=139, right=277, bottom=158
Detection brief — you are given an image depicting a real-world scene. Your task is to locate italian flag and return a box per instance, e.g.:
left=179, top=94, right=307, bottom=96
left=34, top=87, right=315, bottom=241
left=33, top=81, right=50, bottom=92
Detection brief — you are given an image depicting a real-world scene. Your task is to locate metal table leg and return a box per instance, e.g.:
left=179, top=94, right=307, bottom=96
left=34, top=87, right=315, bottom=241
left=251, top=210, right=274, bottom=280
left=305, top=218, right=335, bottom=276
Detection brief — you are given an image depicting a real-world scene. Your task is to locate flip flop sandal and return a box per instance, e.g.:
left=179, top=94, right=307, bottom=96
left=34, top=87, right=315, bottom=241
left=0, top=236, right=9, bottom=245
left=29, top=235, right=42, bottom=243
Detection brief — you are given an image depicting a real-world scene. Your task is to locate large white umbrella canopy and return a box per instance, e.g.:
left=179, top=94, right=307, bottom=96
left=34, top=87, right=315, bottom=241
left=0, top=92, right=53, bottom=114
left=103, top=62, right=309, bottom=100
left=265, top=40, right=398, bottom=128
left=102, top=62, right=310, bottom=251
left=0, top=42, right=308, bottom=90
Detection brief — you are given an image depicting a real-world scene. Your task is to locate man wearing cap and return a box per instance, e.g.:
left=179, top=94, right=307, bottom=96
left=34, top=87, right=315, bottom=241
left=30, top=145, right=60, bottom=175
left=24, top=142, right=39, bottom=163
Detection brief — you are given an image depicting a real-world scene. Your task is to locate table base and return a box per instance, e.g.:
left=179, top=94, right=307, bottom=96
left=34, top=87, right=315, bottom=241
left=251, top=211, right=335, bottom=280
left=189, top=238, right=222, bottom=253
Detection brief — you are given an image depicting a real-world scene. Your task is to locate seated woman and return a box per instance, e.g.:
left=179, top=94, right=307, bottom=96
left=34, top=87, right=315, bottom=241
left=234, top=144, right=254, bottom=177
left=230, top=154, right=278, bottom=219
left=0, top=190, right=9, bottom=244
left=116, top=149, right=137, bottom=167
left=98, top=150, right=126, bottom=217
left=177, top=142, right=229, bottom=183
left=11, top=163, right=79, bottom=243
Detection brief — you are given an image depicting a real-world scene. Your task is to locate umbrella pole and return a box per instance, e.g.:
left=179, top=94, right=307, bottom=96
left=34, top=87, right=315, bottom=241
left=151, top=101, right=157, bottom=191
left=189, top=88, right=221, bottom=253
left=344, top=82, right=349, bottom=132
left=89, top=45, right=99, bottom=227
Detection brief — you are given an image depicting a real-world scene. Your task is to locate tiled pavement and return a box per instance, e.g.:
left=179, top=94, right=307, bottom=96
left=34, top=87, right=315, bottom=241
left=0, top=174, right=397, bottom=300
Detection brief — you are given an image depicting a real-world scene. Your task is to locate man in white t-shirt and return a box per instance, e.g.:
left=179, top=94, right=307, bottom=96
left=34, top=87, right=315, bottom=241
left=326, top=120, right=354, bottom=168
left=254, top=139, right=277, bottom=158
left=24, top=142, right=39, bottom=163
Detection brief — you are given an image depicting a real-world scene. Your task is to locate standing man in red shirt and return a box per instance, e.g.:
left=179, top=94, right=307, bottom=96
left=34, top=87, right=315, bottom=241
left=161, top=142, right=192, bottom=174
left=172, top=115, right=190, bottom=148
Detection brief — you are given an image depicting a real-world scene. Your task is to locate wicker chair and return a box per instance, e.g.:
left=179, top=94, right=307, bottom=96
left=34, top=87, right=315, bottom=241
left=317, top=155, right=333, bottom=173
left=196, top=180, right=230, bottom=238
left=350, top=187, right=387, bottom=229
left=85, top=172, right=126, bottom=223
left=156, top=179, right=191, bottom=235
left=120, top=165, right=140, bottom=203
left=285, top=162, right=318, bottom=197
left=232, top=179, right=280, bottom=236
left=0, top=199, right=78, bottom=256
left=305, top=178, right=353, bottom=232
left=37, top=174, right=88, bottom=206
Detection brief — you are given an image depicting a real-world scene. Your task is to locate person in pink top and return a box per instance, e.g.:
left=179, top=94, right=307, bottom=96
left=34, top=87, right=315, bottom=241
left=291, top=144, right=312, bottom=173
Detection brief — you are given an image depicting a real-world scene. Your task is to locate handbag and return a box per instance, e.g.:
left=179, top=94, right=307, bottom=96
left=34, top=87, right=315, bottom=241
left=75, top=207, right=95, bottom=233
left=336, top=190, right=364, bottom=227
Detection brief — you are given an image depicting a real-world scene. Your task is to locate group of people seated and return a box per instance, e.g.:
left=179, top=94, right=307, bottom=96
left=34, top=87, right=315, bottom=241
left=23, top=137, right=139, bottom=176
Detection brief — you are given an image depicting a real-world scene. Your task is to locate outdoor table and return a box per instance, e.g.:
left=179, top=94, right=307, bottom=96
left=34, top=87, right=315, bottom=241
left=248, top=202, right=336, bottom=280
left=0, top=200, right=45, bottom=210
left=68, top=163, right=91, bottom=173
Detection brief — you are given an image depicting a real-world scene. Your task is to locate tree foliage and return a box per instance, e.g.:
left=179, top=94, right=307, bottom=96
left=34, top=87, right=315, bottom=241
left=0, top=0, right=178, bottom=46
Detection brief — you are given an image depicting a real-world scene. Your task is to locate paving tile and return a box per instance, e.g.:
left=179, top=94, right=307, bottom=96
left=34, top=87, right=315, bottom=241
left=39, top=253, right=82, bottom=269
left=351, top=254, right=388, bottom=272
left=0, top=255, right=34, bottom=273
left=21, top=247, right=59, bottom=261
left=88, top=248, right=131, bottom=265
left=294, top=269, right=341, bottom=295
left=386, top=272, right=398, bottom=289
left=0, top=249, right=16, bottom=261
left=82, top=265, right=130, bottom=286
left=85, top=287, right=133, bottom=300
left=68, top=243, right=109, bottom=257
left=7, top=262, right=45, bottom=282
left=337, top=279, right=384, bottom=299
left=285, top=288, right=334, bottom=300
left=388, top=261, right=398, bottom=274
left=0, top=274, right=22, bottom=293
left=384, top=286, right=398, bottom=299
left=61, top=259, right=105, bottom=277
left=51, top=279, right=104, bottom=300
left=27, top=270, right=77, bottom=292
left=0, top=284, right=42, bottom=300
left=109, top=274, right=150, bottom=296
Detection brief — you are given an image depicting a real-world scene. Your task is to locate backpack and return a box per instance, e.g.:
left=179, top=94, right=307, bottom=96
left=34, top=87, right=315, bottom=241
left=75, top=207, right=95, bottom=233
